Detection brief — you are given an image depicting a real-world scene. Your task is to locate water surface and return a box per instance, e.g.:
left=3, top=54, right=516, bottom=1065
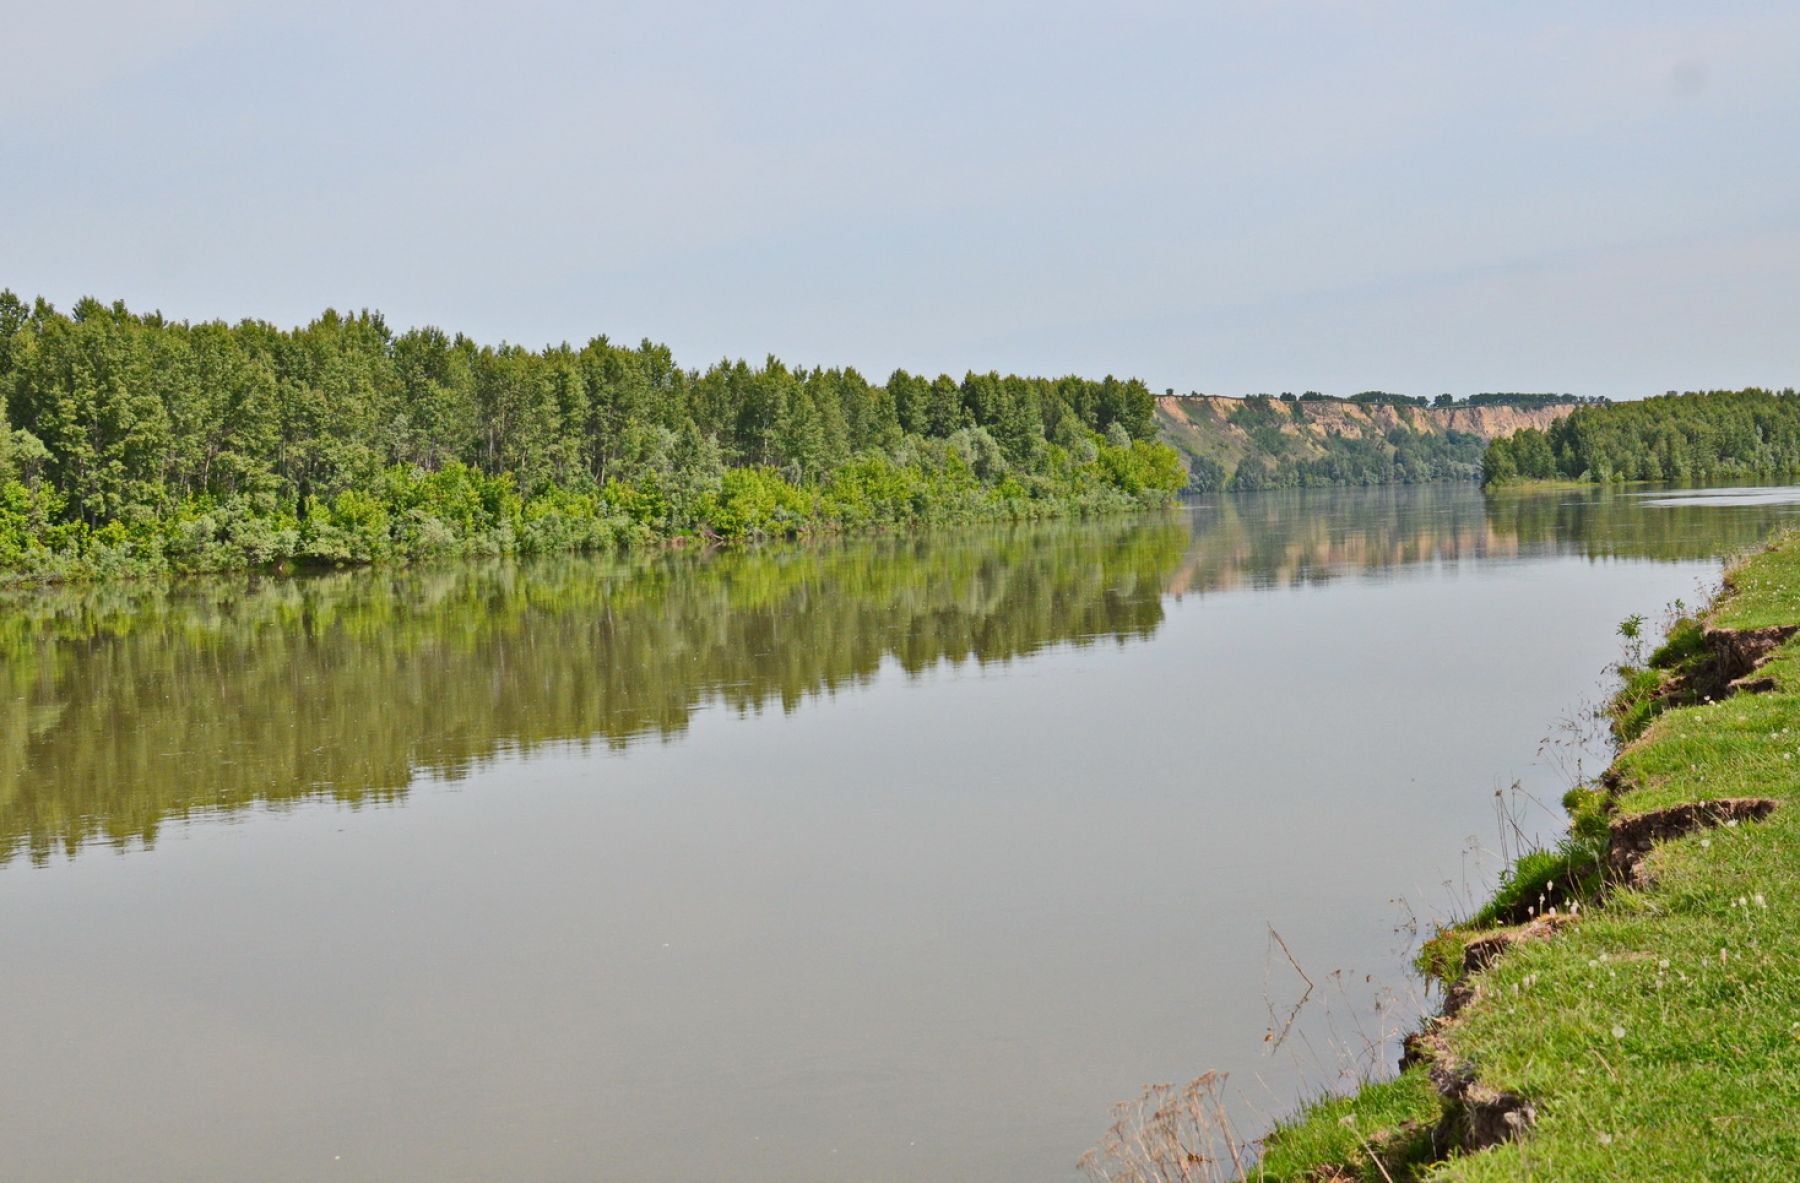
left=3, top=484, right=1794, bottom=1180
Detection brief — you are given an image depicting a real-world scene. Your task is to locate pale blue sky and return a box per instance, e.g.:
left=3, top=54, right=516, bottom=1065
left=4, top=1, right=1797, bottom=397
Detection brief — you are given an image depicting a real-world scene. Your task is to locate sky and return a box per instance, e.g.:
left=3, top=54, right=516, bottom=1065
left=3, top=1, right=1798, bottom=399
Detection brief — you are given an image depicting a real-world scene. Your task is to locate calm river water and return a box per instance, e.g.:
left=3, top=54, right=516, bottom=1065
left=3, top=484, right=1796, bottom=1181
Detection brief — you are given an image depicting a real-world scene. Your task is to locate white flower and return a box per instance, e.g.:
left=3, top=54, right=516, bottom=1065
left=1611, top=1025, right=1626, bottom=1039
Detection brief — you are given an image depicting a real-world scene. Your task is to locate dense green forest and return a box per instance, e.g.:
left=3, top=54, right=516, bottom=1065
left=0, top=292, right=1183, bottom=580
left=1462, top=392, right=1597, bottom=409
left=1482, top=387, right=1800, bottom=485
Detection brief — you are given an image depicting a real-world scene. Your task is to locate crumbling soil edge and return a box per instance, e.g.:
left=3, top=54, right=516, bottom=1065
left=1391, top=792, right=1782, bottom=1162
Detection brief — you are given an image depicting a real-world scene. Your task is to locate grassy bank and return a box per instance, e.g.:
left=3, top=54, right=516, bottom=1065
left=1255, top=531, right=1800, bottom=1180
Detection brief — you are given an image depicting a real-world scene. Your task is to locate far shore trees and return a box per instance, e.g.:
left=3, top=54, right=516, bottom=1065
left=0, top=292, right=1183, bottom=580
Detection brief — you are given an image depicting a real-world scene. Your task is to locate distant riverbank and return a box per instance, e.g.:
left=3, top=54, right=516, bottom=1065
left=0, top=457, right=1179, bottom=585
left=1254, top=527, right=1800, bottom=1179
left=1481, top=387, right=1800, bottom=488
left=0, top=291, right=1186, bottom=585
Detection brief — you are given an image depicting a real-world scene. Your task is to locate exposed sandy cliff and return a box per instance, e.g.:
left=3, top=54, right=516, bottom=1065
left=1154, top=395, right=1574, bottom=485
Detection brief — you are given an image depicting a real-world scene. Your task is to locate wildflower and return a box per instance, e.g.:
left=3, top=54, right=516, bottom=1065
left=1611, top=1024, right=1626, bottom=1039
left=1755, top=894, right=1768, bottom=908
left=1598, top=1131, right=1614, bottom=1146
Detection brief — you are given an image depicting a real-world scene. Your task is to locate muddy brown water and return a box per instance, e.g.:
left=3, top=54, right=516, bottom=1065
left=3, top=483, right=1796, bottom=1181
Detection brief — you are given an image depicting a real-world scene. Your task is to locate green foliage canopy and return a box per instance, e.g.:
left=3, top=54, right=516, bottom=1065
left=1483, top=388, right=1800, bottom=486
left=0, top=291, right=1182, bottom=579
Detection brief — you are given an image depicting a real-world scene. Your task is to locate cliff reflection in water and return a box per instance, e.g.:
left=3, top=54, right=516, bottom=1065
left=6, top=482, right=1796, bottom=866
left=1166, top=483, right=1800, bottom=597
left=0, top=518, right=1185, bottom=865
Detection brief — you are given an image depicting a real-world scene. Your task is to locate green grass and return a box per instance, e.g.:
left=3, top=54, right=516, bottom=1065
left=1608, top=615, right=1711, bottom=743
left=1712, top=531, right=1800, bottom=631
left=1256, top=1069, right=1444, bottom=1181
left=1262, top=531, right=1800, bottom=1180
left=1440, top=536, right=1800, bottom=1178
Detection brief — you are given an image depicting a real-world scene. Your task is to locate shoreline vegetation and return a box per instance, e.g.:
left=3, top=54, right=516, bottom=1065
left=1244, top=529, right=1800, bottom=1180
left=0, top=292, right=1183, bottom=584
left=1482, top=388, right=1800, bottom=489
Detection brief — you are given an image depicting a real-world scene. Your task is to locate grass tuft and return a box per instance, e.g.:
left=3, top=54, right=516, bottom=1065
left=1255, top=1068, right=1443, bottom=1182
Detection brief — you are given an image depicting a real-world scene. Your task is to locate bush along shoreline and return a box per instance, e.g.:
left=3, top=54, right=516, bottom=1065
left=1256, top=530, right=1800, bottom=1180
left=0, top=293, right=1184, bottom=583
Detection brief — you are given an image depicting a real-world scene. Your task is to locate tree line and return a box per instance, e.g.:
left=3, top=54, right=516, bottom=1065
left=1243, top=392, right=1594, bottom=409
left=1482, top=388, right=1800, bottom=485
left=0, top=293, right=1184, bottom=579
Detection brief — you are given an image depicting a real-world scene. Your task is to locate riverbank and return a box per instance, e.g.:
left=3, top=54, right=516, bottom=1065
left=0, top=291, right=1189, bottom=587
left=1256, top=529, right=1800, bottom=1179
left=0, top=450, right=1179, bottom=585
left=1478, top=388, right=1800, bottom=488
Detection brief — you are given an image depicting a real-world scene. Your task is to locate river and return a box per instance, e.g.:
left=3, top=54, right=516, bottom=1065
left=2, top=483, right=1795, bottom=1181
